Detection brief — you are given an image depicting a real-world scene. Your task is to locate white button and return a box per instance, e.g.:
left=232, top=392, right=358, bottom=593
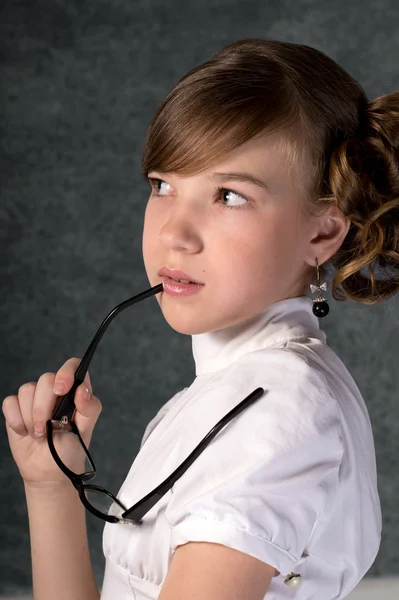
left=284, top=573, right=302, bottom=588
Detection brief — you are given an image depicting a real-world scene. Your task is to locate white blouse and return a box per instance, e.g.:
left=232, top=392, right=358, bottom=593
left=101, top=295, right=382, bottom=600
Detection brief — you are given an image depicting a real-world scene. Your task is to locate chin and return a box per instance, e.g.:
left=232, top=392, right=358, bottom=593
left=156, top=290, right=257, bottom=335
left=162, top=314, right=209, bottom=336
left=157, top=301, right=213, bottom=335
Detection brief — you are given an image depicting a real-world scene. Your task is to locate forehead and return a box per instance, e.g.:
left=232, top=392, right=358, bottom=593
left=213, top=133, right=289, bottom=166
left=201, top=132, right=305, bottom=192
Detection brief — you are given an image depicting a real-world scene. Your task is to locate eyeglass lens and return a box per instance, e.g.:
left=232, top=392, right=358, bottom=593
left=51, top=422, right=95, bottom=477
left=51, top=423, right=128, bottom=519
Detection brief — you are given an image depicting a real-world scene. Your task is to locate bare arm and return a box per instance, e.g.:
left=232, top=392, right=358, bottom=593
left=2, top=358, right=103, bottom=600
left=159, top=541, right=275, bottom=600
left=25, top=483, right=100, bottom=600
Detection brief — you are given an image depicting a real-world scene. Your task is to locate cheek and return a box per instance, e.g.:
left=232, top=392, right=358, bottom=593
left=226, top=213, right=300, bottom=277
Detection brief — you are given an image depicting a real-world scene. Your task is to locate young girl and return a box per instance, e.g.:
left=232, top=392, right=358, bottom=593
left=3, top=38, right=398, bottom=600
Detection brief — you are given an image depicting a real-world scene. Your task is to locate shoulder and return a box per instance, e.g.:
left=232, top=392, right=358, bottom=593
left=179, top=345, right=342, bottom=470
left=199, top=344, right=344, bottom=458
left=223, top=344, right=337, bottom=413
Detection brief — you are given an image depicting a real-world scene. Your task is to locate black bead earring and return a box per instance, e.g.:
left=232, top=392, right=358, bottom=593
left=310, top=258, right=329, bottom=318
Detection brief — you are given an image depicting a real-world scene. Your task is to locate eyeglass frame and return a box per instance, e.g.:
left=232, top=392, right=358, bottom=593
left=46, top=283, right=266, bottom=525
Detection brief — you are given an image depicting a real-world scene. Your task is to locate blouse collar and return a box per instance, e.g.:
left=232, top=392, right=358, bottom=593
left=192, top=296, right=327, bottom=376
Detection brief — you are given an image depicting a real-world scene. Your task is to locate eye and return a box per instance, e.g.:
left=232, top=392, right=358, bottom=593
left=147, top=177, right=250, bottom=210
left=217, top=187, right=250, bottom=210
left=148, top=177, right=173, bottom=196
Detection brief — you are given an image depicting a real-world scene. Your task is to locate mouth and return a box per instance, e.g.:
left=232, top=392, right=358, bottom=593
left=159, top=267, right=204, bottom=285
left=163, top=276, right=197, bottom=284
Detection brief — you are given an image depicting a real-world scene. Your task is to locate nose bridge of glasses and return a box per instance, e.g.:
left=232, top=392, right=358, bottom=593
left=51, top=417, right=74, bottom=432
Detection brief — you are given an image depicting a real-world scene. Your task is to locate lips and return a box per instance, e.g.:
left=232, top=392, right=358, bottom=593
left=159, top=267, right=204, bottom=285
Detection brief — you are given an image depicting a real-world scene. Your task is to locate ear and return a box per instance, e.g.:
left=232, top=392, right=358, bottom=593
left=304, top=205, right=351, bottom=267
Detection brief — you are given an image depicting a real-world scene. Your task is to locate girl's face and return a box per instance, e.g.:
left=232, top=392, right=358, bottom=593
left=142, top=133, right=318, bottom=335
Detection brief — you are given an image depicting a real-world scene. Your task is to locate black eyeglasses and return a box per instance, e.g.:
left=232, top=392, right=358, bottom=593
left=46, top=283, right=266, bottom=525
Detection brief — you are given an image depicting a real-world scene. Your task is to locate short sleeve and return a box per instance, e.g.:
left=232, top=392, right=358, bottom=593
left=164, top=376, right=343, bottom=577
left=140, top=387, right=188, bottom=450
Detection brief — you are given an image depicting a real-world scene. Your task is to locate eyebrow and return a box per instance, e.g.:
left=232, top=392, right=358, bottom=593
left=207, top=172, right=270, bottom=192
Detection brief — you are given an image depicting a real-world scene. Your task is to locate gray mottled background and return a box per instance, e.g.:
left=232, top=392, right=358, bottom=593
left=0, top=0, right=398, bottom=594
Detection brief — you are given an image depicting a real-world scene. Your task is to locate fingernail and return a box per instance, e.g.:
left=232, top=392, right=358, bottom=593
left=34, top=422, right=45, bottom=437
left=53, top=382, right=65, bottom=395
left=84, top=386, right=91, bottom=401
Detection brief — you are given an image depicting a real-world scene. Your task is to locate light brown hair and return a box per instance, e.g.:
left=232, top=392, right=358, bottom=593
left=142, top=39, right=399, bottom=304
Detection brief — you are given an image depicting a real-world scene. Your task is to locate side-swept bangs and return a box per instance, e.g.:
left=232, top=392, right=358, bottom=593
left=141, top=45, right=303, bottom=179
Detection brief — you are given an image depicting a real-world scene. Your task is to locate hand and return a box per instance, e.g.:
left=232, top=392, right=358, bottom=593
left=2, top=357, right=102, bottom=490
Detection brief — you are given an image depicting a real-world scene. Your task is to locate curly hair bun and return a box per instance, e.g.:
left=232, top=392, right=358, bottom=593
left=329, top=92, right=399, bottom=304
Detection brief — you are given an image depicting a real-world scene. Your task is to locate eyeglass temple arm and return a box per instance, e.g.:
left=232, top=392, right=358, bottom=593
left=52, top=283, right=163, bottom=422
left=122, top=387, right=266, bottom=522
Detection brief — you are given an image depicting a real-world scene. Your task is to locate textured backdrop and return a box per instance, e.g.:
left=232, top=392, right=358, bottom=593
left=1, top=0, right=398, bottom=594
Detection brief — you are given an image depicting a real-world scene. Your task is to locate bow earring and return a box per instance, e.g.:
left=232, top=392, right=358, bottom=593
left=310, top=258, right=329, bottom=318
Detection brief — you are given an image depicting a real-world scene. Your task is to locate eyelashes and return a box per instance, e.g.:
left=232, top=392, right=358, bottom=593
left=148, top=178, right=172, bottom=196
left=147, top=177, right=251, bottom=211
left=215, top=187, right=250, bottom=210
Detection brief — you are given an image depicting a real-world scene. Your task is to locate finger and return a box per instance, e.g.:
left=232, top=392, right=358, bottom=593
left=73, top=382, right=102, bottom=420
left=33, top=373, right=98, bottom=437
left=72, top=383, right=102, bottom=444
left=2, top=395, right=29, bottom=437
left=32, top=372, right=59, bottom=437
left=53, top=357, right=93, bottom=396
left=16, top=382, right=37, bottom=438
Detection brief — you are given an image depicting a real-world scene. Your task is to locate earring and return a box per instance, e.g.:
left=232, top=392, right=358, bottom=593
left=310, top=258, right=329, bottom=318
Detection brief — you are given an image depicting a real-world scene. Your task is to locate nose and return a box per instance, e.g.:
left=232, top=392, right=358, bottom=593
left=159, top=205, right=203, bottom=253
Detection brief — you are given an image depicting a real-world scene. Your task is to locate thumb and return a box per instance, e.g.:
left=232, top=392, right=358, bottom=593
left=73, top=383, right=102, bottom=444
